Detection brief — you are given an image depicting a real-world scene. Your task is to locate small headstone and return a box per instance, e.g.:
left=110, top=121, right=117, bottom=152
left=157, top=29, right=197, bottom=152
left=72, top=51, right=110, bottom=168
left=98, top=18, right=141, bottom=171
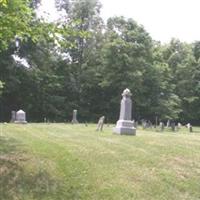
left=96, top=116, right=105, bottom=131
left=10, top=111, right=16, bottom=122
left=142, top=120, right=147, bottom=129
left=166, top=120, right=170, bottom=128
left=71, top=109, right=79, bottom=124
left=133, top=120, right=138, bottom=128
left=186, top=123, right=191, bottom=129
left=186, top=123, right=193, bottom=132
left=159, top=122, right=164, bottom=132
left=171, top=121, right=175, bottom=132
left=148, top=120, right=153, bottom=129
left=177, top=122, right=182, bottom=129
left=14, top=109, right=27, bottom=124
left=189, top=125, right=193, bottom=133
left=113, top=88, right=136, bottom=135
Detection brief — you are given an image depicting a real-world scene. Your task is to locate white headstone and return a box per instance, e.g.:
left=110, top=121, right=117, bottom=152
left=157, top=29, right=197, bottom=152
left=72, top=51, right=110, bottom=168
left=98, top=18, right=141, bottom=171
left=71, top=109, right=78, bottom=124
left=14, top=109, right=27, bottom=124
left=113, top=88, right=136, bottom=135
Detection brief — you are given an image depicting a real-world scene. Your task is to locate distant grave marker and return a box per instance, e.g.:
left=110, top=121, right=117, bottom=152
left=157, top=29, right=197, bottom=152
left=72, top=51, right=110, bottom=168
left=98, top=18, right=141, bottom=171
left=71, top=109, right=79, bottom=124
left=96, top=116, right=105, bottom=131
left=159, top=122, right=164, bottom=132
left=10, top=111, right=16, bottom=122
left=14, top=109, right=27, bottom=124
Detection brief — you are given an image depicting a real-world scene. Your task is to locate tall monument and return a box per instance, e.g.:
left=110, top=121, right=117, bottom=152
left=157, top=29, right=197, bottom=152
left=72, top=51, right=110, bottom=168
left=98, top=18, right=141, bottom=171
left=113, top=88, right=136, bottom=135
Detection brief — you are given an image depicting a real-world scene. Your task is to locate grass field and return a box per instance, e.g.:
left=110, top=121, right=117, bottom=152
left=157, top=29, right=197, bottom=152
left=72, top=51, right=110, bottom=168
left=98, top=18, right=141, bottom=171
left=0, top=123, right=200, bottom=200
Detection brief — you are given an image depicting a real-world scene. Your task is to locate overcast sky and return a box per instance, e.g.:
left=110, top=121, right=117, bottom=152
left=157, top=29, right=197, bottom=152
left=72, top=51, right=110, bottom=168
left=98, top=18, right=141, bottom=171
left=39, top=0, right=200, bottom=43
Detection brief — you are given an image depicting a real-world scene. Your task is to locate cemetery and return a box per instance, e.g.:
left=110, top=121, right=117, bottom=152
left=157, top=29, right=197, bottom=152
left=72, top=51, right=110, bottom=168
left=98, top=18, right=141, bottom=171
left=1, top=0, right=200, bottom=199
left=1, top=123, right=200, bottom=200
left=0, top=88, right=200, bottom=199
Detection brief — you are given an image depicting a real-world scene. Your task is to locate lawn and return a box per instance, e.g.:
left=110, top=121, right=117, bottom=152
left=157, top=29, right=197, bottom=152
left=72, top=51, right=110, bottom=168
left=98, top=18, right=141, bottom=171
left=0, top=123, right=200, bottom=200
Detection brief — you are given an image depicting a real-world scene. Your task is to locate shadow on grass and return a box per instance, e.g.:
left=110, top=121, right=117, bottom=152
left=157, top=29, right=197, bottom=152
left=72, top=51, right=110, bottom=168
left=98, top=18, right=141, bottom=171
left=0, top=136, right=61, bottom=200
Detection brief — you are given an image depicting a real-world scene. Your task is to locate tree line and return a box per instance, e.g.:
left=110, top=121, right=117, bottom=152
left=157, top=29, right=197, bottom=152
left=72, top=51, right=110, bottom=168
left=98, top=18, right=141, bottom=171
left=0, top=0, right=200, bottom=124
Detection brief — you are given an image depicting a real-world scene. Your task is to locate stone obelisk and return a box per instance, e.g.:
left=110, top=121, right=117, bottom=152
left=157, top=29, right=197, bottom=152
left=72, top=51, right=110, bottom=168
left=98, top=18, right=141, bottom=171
left=113, top=88, right=136, bottom=135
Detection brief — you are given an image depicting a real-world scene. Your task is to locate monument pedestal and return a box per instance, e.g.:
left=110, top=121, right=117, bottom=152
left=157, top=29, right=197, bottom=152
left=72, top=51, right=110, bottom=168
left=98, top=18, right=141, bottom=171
left=113, top=120, right=136, bottom=135
left=14, top=120, right=27, bottom=124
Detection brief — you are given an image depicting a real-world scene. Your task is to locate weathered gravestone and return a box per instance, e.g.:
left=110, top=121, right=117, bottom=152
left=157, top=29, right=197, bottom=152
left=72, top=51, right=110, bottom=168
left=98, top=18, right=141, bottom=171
left=177, top=122, right=182, bottom=130
left=71, top=109, right=79, bottom=124
left=186, top=123, right=193, bottom=132
left=166, top=120, right=170, bottom=128
left=113, top=88, right=136, bottom=135
left=14, top=109, right=27, bottom=124
left=133, top=120, right=138, bottom=128
left=159, top=122, right=164, bottom=132
left=171, top=121, right=176, bottom=132
left=96, top=116, right=105, bottom=131
left=10, top=111, right=16, bottom=122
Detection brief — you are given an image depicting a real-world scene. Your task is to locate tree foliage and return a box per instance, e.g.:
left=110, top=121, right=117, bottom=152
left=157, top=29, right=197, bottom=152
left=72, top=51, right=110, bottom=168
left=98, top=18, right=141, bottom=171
left=0, top=0, right=199, bottom=125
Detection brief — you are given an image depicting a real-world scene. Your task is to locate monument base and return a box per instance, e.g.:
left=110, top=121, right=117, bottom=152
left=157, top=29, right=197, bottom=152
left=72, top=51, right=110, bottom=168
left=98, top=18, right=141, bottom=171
left=14, top=121, right=27, bottom=124
left=113, top=120, right=136, bottom=135
left=71, top=120, right=79, bottom=124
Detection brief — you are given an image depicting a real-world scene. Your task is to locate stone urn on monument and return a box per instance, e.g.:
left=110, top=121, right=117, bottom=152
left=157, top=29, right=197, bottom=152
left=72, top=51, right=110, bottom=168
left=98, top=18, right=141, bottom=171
left=113, top=88, right=136, bottom=135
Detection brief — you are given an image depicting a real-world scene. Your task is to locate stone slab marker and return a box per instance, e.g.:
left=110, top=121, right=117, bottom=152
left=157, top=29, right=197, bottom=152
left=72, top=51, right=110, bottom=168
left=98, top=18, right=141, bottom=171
left=14, top=109, right=27, bottom=124
left=10, top=111, right=16, bottom=122
left=96, top=116, right=105, bottom=131
left=71, top=109, right=79, bottom=124
left=113, top=88, right=136, bottom=135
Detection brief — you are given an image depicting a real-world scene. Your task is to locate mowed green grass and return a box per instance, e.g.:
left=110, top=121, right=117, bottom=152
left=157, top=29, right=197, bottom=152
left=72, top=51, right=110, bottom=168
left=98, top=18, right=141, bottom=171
left=0, top=123, right=200, bottom=200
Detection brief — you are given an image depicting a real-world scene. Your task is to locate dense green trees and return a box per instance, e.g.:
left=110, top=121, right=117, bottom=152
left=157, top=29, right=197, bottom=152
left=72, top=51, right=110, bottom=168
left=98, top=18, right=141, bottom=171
left=0, top=0, right=34, bottom=51
left=0, top=0, right=199, bottom=124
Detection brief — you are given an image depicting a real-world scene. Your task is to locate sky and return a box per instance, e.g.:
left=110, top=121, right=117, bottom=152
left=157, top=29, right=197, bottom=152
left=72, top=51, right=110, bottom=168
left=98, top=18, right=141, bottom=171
left=39, top=0, right=200, bottom=43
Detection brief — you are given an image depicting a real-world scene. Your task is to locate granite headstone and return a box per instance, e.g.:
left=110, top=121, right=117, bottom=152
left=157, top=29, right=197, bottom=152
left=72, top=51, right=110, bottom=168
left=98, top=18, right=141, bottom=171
left=14, top=109, right=27, bottom=124
left=10, top=111, right=16, bottom=122
left=71, top=109, right=79, bottom=124
left=96, top=116, right=105, bottom=131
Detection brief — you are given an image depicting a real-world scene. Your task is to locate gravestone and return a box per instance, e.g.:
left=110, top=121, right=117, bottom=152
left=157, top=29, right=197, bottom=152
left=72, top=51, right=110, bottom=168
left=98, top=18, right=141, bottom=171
left=148, top=120, right=153, bottom=129
left=71, top=109, right=78, bottom=124
left=186, top=123, right=191, bottom=129
left=14, top=109, right=27, bottom=124
left=96, top=116, right=105, bottom=131
left=113, top=88, right=136, bottom=135
left=160, top=122, right=164, bottom=132
left=171, top=121, right=175, bottom=132
left=142, top=120, right=147, bottom=129
left=133, top=120, right=138, bottom=128
left=10, top=111, right=16, bottom=122
left=177, top=122, right=181, bottom=128
left=186, top=123, right=193, bottom=132
left=166, top=120, right=170, bottom=127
